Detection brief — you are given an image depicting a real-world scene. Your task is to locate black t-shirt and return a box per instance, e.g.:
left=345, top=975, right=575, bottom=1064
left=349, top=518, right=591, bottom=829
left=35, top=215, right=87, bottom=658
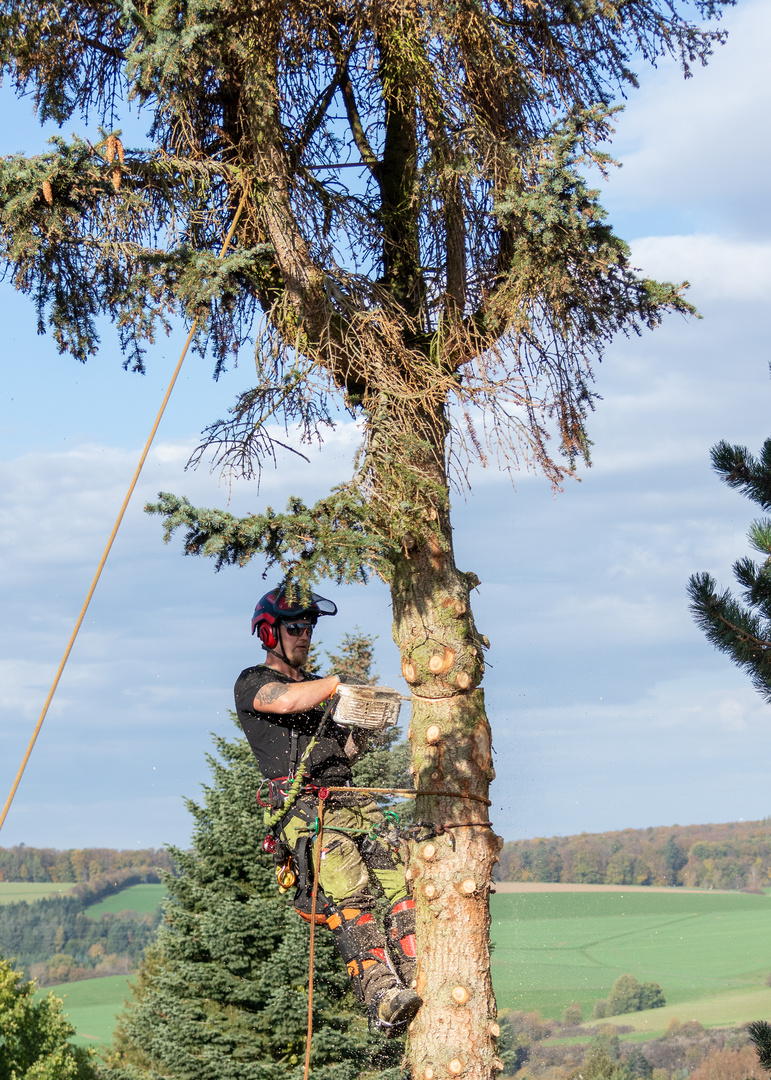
left=234, top=664, right=352, bottom=784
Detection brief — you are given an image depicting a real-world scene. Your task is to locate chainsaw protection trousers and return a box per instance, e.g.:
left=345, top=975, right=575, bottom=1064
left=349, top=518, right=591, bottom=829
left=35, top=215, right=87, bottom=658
left=277, top=796, right=415, bottom=1007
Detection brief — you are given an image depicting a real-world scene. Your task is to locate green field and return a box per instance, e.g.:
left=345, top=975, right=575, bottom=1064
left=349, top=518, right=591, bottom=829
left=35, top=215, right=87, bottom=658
left=19, top=887, right=771, bottom=1050
left=0, top=882, right=74, bottom=904
left=34, top=974, right=135, bottom=1049
left=84, top=883, right=167, bottom=918
left=489, top=889, right=771, bottom=1028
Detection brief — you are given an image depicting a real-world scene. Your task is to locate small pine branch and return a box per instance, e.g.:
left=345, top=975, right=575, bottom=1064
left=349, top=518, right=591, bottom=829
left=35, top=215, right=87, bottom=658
left=687, top=572, right=771, bottom=704
left=689, top=435, right=771, bottom=703
left=747, top=1021, right=771, bottom=1073
left=711, top=438, right=771, bottom=511
left=144, top=489, right=396, bottom=586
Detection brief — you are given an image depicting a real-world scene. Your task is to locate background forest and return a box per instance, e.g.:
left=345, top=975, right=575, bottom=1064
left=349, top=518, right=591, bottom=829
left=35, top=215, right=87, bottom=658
left=495, top=820, right=771, bottom=890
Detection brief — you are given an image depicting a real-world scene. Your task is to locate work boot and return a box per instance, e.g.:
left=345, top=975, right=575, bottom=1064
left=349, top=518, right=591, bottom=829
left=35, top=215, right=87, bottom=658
left=374, top=985, right=423, bottom=1032
left=328, top=902, right=423, bottom=1032
left=384, top=897, right=417, bottom=987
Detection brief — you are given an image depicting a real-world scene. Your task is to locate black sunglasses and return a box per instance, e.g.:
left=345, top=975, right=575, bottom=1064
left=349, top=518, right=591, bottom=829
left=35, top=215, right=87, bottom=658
left=283, top=621, right=316, bottom=637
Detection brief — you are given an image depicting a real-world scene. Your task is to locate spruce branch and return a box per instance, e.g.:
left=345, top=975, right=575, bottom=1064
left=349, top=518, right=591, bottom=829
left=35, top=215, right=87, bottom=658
left=747, top=1021, right=771, bottom=1074
left=144, top=490, right=396, bottom=586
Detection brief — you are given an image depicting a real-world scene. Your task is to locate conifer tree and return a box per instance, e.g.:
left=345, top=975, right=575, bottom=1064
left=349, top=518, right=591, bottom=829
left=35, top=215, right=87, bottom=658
left=0, top=3, right=730, bottom=1074
left=688, top=438, right=771, bottom=703
left=747, top=1020, right=771, bottom=1076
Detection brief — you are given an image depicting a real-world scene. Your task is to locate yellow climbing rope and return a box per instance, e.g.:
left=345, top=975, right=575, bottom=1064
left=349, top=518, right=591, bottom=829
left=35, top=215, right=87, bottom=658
left=0, top=188, right=250, bottom=835
left=303, top=794, right=325, bottom=1080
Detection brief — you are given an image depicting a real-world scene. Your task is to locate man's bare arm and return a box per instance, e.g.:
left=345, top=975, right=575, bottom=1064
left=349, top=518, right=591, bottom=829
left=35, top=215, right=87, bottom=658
left=254, top=682, right=290, bottom=708
left=253, top=675, right=340, bottom=715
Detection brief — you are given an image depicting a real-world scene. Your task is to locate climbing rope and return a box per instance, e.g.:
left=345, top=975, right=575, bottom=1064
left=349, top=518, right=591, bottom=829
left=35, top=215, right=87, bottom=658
left=0, top=188, right=251, bottom=836
left=303, top=794, right=325, bottom=1080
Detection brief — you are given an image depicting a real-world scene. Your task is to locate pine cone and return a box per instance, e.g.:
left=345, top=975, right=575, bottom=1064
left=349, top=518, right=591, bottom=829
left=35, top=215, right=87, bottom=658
left=111, top=166, right=122, bottom=192
left=42, top=179, right=53, bottom=206
left=105, top=134, right=117, bottom=163
left=115, top=137, right=125, bottom=164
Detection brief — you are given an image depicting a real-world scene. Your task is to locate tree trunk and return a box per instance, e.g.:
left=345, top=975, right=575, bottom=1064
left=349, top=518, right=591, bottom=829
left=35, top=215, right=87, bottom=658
left=389, top=496, right=503, bottom=1080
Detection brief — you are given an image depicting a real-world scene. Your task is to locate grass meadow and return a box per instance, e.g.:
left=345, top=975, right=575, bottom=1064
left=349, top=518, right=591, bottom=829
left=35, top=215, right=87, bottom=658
left=489, top=888, right=771, bottom=1031
left=0, top=881, right=75, bottom=904
left=13, top=885, right=771, bottom=1049
left=83, top=883, right=168, bottom=918
left=34, top=974, right=134, bottom=1049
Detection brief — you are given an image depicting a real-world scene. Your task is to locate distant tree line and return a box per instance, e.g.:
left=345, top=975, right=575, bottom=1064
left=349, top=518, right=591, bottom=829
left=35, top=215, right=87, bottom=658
left=0, top=845, right=175, bottom=883
left=496, top=819, right=771, bottom=889
left=0, top=894, right=161, bottom=986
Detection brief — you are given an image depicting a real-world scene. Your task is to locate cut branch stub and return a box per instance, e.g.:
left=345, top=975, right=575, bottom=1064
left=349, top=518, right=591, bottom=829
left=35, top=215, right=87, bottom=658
left=425, top=724, right=441, bottom=743
left=429, top=646, right=456, bottom=674
left=422, top=882, right=438, bottom=899
left=402, top=658, right=418, bottom=682
left=448, top=1060, right=463, bottom=1076
left=441, top=596, right=467, bottom=617
left=422, top=843, right=436, bottom=860
left=451, top=985, right=470, bottom=1005
left=454, top=671, right=471, bottom=690
left=460, top=878, right=477, bottom=895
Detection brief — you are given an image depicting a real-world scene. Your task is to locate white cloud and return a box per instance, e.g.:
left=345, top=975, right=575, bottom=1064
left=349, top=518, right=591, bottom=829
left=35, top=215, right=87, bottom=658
left=604, top=0, right=771, bottom=235
left=630, top=235, right=771, bottom=302
left=0, top=424, right=363, bottom=580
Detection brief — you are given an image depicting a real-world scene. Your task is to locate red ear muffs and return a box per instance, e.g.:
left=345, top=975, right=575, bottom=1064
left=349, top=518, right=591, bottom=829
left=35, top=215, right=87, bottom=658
left=258, top=620, right=278, bottom=649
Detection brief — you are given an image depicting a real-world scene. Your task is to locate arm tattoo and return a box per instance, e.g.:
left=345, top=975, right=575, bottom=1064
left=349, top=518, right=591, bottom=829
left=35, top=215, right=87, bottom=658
left=255, top=682, right=287, bottom=707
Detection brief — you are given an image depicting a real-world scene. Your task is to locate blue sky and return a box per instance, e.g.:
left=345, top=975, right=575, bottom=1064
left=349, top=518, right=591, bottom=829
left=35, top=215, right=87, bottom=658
left=2, top=0, right=771, bottom=851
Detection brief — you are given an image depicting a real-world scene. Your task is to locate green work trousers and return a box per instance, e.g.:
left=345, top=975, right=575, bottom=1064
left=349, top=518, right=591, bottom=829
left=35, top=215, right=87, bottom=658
left=278, top=797, right=409, bottom=906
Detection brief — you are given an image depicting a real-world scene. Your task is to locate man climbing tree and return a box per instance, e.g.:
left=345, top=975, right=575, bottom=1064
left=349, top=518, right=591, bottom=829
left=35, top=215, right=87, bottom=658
left=236, top=584, right=421, bottom=1032
left=688, top=438, right=771, bottom=702
left=105, top=629, right=411, bottom=1080
left=0, top=2, right=731, bottom=1075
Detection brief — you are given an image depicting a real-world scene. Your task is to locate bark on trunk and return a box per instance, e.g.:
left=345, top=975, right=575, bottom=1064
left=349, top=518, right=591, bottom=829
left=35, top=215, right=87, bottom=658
left=389, top=506, right=504, bottom=1080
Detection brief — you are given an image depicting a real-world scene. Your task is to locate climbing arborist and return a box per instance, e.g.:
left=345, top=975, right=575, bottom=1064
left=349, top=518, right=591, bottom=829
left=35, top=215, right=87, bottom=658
left=234, top=584, right=423, bottom=1033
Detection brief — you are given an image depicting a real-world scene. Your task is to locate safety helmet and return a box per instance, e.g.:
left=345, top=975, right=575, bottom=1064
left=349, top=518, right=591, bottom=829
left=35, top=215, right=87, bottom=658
left=251, top=584, right=337, bottom=649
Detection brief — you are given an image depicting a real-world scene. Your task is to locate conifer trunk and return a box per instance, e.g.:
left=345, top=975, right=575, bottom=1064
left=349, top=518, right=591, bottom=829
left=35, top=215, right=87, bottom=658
left=387, top=471, right=503, bottom=1080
